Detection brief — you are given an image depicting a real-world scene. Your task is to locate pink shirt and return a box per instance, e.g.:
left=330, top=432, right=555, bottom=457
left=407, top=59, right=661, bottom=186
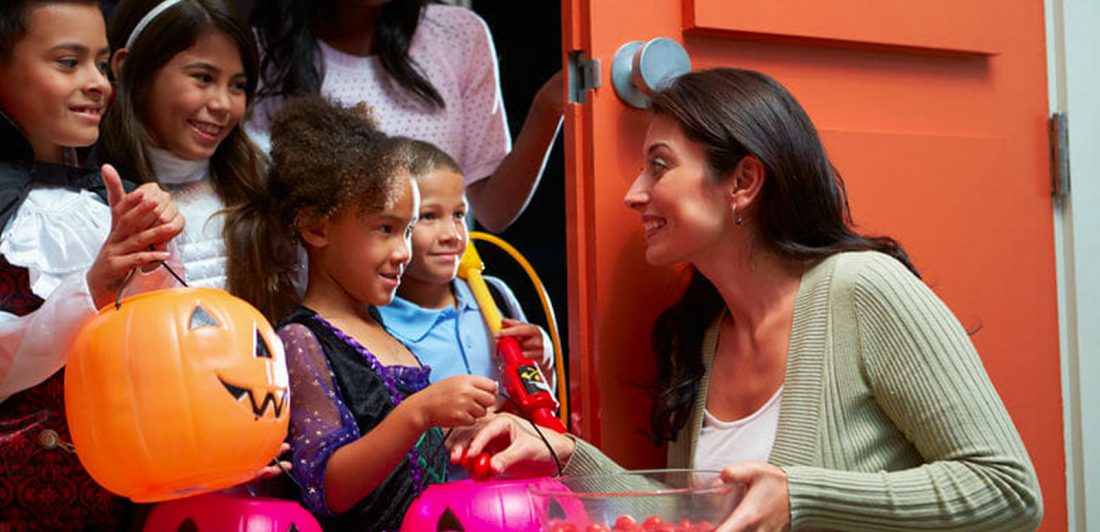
left=249, top=5, right=512, bottom=185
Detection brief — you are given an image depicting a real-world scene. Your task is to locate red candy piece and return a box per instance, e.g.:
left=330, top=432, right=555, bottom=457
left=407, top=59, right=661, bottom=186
left=548, top=520, right=579, bottom=532
left=470, top=451, right=494, bottom=481
left=585, top=524, right=611, bottom=532
left=643, top=516, right=674, bottom=531
left=613, top=515, right=640, bottom=531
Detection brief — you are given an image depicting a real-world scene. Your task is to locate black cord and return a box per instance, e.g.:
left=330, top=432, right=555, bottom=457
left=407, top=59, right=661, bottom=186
left=272, top=456, right=305, bottom=493
left=112, top=260, right=189, bottom=310
left=113, top=266, right=138, bottom=310
left=160, top=260, right=188, bottom=287
left=417, top=428, right=454, bottom=493
left=501, top=394, right=563, bottom=477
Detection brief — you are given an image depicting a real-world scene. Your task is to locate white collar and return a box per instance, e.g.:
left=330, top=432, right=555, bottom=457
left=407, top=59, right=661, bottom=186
left=146, top=145, right=209, bottom=185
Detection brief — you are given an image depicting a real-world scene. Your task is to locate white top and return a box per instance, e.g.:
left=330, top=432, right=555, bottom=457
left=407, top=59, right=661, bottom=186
left=248, top=4, right=511, bottom=185
left=693, top=386, right=784, bottom=475
left=0, top=186, right=178, bottom=401
left=147, top=147, right=227, bottom=289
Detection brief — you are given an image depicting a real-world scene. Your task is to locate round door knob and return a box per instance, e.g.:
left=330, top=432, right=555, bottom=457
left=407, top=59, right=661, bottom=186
left=612, top=37, right=692, bottom=109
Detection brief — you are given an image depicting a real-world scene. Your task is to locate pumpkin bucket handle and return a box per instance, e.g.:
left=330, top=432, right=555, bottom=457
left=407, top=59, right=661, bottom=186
left=115, top=261, right=190, bottom=310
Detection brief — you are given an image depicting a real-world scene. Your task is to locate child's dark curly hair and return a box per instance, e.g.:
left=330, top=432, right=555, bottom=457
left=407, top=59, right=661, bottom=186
left=269, top=96, right=411, bottom=222
left=225, top=96, right=413, bottom=321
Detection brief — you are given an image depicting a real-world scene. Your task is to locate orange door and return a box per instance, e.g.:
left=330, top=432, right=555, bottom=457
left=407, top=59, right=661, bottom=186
left=562, top=0, right=1065, bottom=528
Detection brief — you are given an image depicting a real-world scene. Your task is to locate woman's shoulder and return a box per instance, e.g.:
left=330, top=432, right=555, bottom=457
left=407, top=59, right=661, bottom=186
left=419, top=4, right=494, bottom=54
left=422, top=4, right=491, bottom=32
left=808, top=251, right=917, bottom=291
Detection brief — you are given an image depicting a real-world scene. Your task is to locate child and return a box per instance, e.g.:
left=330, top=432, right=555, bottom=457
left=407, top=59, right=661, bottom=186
left=378, top=140, right=555, bottom=391
left=227, top=96, right=497, bottom=529
left=0, top=0, right=183, bottom=526
left=99, top=0, right=266, bottom=291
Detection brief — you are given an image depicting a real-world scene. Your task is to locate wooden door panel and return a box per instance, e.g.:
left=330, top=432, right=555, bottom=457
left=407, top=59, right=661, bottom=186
left=685, top=0, right=1000, bottom=55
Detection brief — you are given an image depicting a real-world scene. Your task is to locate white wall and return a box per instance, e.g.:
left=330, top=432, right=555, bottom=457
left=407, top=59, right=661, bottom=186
left=1047, top=0, right=1100, bottom=529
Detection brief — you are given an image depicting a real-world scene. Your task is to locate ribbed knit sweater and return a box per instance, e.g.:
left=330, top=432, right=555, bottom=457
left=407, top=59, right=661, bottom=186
left=564, top=251, right=1042, bottom=530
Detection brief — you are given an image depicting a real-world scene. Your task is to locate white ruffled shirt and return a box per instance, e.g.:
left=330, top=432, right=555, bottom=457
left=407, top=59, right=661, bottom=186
left=0, top=182, right=179, bottom=401
left=147, top=147, right=227, bottom=289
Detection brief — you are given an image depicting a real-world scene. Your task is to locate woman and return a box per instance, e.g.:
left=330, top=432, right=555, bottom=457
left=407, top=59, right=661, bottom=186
left=248, top=0, right=562, bottom=232
left=448, top=68, right=1042, bottom=531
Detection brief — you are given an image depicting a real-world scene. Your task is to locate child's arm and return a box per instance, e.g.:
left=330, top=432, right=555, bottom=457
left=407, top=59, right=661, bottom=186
left=322, top=374, right=497, bottom=514
left=278, top=323, right=362, bottom=517
left=0, top=166, right=183, bottom=402
left=465, top=71, right=563, bottom=232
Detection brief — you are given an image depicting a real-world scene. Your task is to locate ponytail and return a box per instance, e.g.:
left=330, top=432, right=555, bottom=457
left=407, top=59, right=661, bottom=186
left=223, top=193, right=299, bottom=322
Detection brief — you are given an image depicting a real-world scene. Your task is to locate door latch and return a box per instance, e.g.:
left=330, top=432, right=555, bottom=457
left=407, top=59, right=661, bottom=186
left=568, top=51, right=601, bottom=104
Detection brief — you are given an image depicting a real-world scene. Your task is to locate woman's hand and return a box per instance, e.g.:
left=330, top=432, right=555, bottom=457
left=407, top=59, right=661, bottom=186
left=717, top=462, right=791, bottom=532
left=407, top=375, right=497, bottom=429
left=86, top=164, right=184, bottom=308
left=498, top=318, right=546, bottom=368
left=448, top=412, right=574, bottom=478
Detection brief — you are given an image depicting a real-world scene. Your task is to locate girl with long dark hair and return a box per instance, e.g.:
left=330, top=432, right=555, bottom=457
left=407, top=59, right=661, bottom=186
left=99, top=0, right=266, bottom=291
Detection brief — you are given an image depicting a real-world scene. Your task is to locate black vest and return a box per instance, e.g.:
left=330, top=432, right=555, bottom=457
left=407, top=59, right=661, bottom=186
left=280, top=307, right=446, bottom=531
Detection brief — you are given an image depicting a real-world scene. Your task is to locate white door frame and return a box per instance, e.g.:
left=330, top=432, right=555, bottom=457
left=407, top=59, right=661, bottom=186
left=1046, top=0, right=1099, bottom=529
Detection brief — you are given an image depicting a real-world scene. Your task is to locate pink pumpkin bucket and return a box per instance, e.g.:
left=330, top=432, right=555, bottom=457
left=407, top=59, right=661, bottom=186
left=143, top=492, right=321, bottom=532
left=400, top=477, right=584, bottom=531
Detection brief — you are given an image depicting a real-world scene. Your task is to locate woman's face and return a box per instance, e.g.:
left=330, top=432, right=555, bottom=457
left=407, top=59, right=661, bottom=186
left=142, top=30, right=247, bottom=161
left=624, top=114, right=733, bottom=267
left=404, top=166, right=468, bottom=286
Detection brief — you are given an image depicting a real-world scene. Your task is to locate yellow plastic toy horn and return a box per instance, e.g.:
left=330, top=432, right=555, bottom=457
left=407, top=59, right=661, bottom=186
left=457, top=233, right=568, bottom=430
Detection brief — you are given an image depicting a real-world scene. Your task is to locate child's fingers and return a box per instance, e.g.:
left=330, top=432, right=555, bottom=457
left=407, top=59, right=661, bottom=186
left=116, top=249, right=172, bottom=270
left=109, top=197, right=160, bottom=241
left=101, top=164, right=126, bottom=208
left=473, top=388, right=497, bottom=409
left=114, top=224, right=181, bottom=255
left=469, top=375, right=499, bottom=393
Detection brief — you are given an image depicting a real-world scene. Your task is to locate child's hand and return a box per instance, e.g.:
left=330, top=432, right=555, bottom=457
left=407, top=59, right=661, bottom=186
left=498, top=318, right=547, bottom=369
left=410, top=375, right=497, bottom=429
left=87, top=164, right=185, bottom=308
left=251, top=443, right=292, bottom=482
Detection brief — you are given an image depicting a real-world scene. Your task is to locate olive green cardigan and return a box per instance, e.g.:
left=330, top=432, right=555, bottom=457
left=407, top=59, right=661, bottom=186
left=565, top=252, right=1041, bottom=531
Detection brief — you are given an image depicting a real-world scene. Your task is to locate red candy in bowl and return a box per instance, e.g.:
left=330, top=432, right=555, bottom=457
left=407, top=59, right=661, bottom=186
left=528, top=469, right=742, bottom=531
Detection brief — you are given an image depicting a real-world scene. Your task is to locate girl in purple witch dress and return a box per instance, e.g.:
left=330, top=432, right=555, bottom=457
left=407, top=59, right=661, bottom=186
left=224, top=96, right=496, bottom=530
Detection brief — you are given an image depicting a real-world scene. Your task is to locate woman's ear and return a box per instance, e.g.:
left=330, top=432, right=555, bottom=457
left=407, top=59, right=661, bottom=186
left=728, top=155, right=766, bottom=213
left=110, top=49, right=128, bottom=79
left=297, top=209, right=329, bottom=249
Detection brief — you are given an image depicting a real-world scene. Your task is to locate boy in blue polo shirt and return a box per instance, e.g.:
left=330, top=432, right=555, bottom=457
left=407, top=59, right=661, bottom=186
left=378, top=140, right=554, bottom=391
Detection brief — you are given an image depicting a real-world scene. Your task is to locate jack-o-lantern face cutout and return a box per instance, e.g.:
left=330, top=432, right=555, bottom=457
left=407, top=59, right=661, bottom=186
left=142, top=492, right=321, bottom=532
left=399, top=478, right=587, bottom=532
left=66, top=288, right=290, bottom=503
left=187, top=305, right=288, bottom=420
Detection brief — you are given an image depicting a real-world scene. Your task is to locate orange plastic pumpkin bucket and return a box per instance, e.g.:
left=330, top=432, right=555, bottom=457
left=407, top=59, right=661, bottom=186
left=65, top=287, right=289, bottom=502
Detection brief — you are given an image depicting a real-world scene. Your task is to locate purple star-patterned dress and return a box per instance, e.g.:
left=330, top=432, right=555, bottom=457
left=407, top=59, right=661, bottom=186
left=277, top=307, right=446, bottom=531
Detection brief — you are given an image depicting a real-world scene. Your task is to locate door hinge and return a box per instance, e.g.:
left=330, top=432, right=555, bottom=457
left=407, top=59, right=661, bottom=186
left=1050, top=112, right=1070, bottom=197
left=567, top=51, right=601, bottom=104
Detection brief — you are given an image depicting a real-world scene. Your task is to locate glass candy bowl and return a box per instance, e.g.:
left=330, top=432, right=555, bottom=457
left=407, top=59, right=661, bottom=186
left=528, top=469, right=743, bottom=531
